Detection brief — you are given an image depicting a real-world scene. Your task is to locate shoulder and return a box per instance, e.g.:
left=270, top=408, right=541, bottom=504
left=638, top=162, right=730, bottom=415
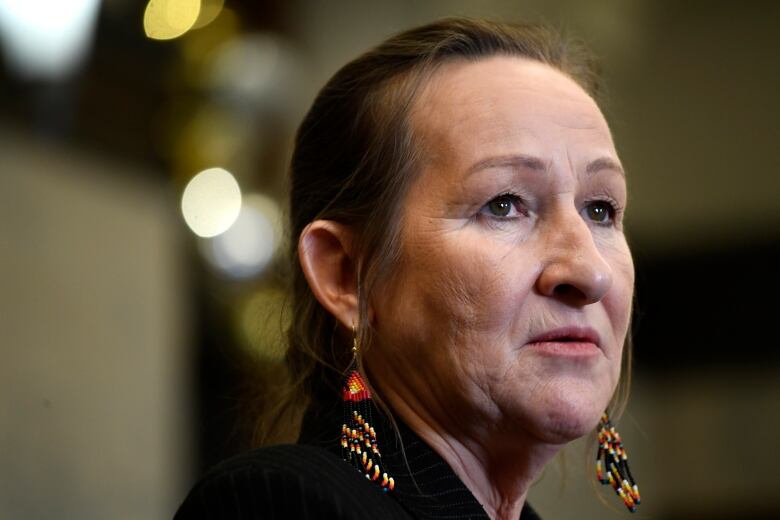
left=174, top=444, right=411, bottom=520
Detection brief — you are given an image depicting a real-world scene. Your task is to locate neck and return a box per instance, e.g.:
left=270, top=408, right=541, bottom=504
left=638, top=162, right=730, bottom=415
left=388, top=395, right=562, bottom=520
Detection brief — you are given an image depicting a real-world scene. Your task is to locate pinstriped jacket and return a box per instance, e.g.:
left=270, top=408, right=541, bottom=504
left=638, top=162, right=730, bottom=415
left=175, top=399, right=542, bottom=520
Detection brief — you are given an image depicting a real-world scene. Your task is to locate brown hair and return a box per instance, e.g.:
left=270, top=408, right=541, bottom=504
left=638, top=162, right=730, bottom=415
left=255, top=16, right=630, bottom=445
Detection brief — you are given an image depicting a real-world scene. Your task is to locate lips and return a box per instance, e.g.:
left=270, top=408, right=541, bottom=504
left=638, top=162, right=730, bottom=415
left=527, top=326, right=601, bottom=348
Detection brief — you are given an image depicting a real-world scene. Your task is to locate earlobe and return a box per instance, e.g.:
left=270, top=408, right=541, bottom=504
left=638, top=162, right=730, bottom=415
left=298, top=221, right=359, bottom=329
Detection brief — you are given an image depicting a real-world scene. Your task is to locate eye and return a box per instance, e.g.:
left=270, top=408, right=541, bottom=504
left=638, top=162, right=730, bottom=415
left=584, top=200, right=617, bottom=225
left=480, top=193, right=525, bottom=218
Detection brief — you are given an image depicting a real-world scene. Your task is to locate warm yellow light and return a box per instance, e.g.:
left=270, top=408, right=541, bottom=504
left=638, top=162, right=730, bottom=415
left=192, top=0, right=223, bottom=29
left=181, top=167, right=241, bottom=238
left=143, top=0, right=201, bottom=41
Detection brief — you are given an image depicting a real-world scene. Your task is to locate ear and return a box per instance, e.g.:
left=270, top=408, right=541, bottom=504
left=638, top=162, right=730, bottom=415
left=298, top=220, right=358, bottom=329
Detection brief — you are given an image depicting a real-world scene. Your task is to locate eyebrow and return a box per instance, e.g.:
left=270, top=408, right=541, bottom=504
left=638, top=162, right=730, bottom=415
left=466, top=154, right=625, bottom=177
left=585, top=156, right=625, bottom=177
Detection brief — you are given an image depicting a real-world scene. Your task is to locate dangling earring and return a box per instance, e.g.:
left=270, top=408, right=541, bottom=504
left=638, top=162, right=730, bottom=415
left=596, top=412, right=641, bottom=512
left=340, top=324, right=394, bottom=492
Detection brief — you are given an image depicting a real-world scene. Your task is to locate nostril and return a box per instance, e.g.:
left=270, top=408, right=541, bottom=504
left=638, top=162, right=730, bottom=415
left=536, top=260, right=612, bottom=307
left=553, top=283, right=581, bottom=296
left=552, top=283, right=589, bottom=305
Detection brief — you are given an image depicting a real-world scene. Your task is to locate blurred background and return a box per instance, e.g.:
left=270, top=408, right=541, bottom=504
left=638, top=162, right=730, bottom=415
left=1, top=0, right=778, bottom=518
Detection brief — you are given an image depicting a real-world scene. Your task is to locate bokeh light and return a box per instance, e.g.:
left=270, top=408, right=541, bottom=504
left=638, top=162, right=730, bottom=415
left=178, top=6, right=239, bottom=66
left=0, top=0, right=101, bottom=79
left=201, top=193, right=283, bottom=279
left=203, top=32, right=304, bottom=115
left=205, top=34, right=280, bottom=101
left=143, top=0, right=201, bottom=41
left=192, top=0, right=224, bottom=29
left=181, top=167, right=241, bottom=238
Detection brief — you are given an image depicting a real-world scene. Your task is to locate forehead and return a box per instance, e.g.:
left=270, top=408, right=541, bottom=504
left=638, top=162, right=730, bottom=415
left=410, top=56, right=614, bottom=163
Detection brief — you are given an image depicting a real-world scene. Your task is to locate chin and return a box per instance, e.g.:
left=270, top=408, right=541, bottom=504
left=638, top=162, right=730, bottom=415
left=538, top=406, right=600, bottom=443
left=524, top=382, right=607, bottom=444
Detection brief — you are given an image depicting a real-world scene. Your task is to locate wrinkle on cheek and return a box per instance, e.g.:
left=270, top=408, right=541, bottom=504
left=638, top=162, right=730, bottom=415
left=396, top=235, right=522, bottom=407
left=602, top=236, right=635, bottom=298
left=592, top=233, right=635, bottom=302
left=403, top=229, right=512, bottom=330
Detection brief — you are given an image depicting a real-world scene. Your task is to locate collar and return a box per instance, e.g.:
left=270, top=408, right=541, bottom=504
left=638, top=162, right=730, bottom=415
left=298, top=397, right=541, bottom=520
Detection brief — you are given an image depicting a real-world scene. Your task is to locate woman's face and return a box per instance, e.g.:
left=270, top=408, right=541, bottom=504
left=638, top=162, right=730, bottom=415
left=366, top=56, right=634, bottom=444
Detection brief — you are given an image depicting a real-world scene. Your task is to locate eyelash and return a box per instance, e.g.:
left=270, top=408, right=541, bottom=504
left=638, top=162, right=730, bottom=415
left=478, top=193, right=624, bottom=227
left=478, top=192, right=528, bottom=221
left=584, top=195, right=624, bottom=227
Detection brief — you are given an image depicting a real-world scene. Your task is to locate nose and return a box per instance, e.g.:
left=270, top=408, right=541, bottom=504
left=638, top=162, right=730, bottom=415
left=535, top=213, right=613, bottom=307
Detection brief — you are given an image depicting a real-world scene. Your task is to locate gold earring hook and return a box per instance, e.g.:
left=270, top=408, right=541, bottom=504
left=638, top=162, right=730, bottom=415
left=352, top=323, right=358, bottom=354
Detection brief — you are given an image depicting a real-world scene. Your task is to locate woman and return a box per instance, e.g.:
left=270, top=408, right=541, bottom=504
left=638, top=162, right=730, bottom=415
left=176, top=17, right=639, bottom=520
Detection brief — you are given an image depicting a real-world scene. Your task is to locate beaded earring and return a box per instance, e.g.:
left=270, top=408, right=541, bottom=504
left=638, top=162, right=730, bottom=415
left=341, top=325, right=394, bottom=492
left=596, top=412, right=641, bottom=512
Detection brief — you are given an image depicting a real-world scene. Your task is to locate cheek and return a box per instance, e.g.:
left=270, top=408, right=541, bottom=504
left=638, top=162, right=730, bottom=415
left=406, top=229, right=535, bottom=336
left=605, top=241, right=635, bottom=336
left=371, top=228, right=535, bottom=398
left=599, top=239, right=635, bottom=392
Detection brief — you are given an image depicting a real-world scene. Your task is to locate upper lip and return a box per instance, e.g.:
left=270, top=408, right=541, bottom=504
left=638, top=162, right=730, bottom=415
left=528, top=326, right=601, bottom=347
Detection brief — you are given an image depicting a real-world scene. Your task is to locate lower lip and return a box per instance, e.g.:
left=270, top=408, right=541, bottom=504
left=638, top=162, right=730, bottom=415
left=526, top=341, right=600, bottom=358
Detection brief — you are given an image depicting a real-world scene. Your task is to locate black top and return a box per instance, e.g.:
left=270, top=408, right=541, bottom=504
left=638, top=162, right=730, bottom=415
left=175, top=398, right=542, bottom=519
